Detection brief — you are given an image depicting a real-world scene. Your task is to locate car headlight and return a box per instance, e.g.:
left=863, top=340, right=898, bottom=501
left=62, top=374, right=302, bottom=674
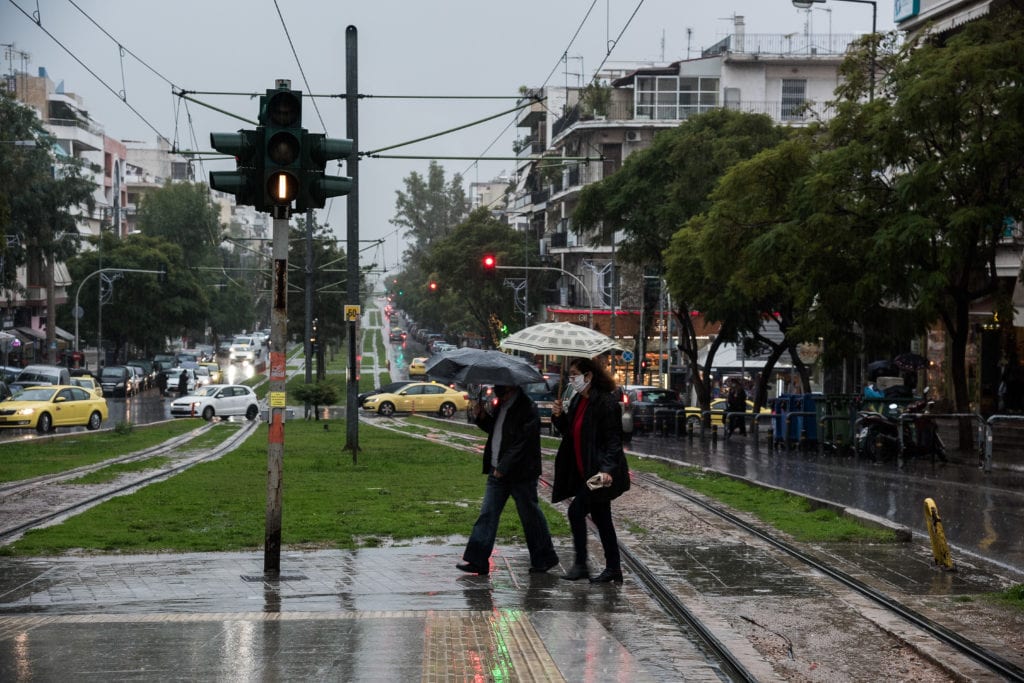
left=16, top=407, right=35, bottom=416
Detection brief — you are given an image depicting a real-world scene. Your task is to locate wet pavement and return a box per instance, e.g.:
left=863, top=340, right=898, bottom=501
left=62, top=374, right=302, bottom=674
left=627, top=431, right=1024, bottom=575
left=0, top=546, right=714, bottom=681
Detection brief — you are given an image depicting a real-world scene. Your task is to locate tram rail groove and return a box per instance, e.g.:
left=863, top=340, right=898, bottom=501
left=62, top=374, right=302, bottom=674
left=634, top=470, right=1024, bottom=682
left=0, top=423, right=216, bottom=499
left=0, top=420, right=257, bottom=545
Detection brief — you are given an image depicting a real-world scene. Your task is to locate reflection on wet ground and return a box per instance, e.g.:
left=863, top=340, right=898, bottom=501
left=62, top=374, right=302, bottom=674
left=628, top=433, right=1024, bottom=574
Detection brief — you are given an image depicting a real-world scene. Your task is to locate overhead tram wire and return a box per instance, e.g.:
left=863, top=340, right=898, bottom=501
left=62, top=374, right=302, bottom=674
left=9, top=0, right=171, bottom=144
left=590, top=0, right=647, bottom=82
left=460, top=0, right=599, bottom=179
left=273, top=0, right=326, bottom=132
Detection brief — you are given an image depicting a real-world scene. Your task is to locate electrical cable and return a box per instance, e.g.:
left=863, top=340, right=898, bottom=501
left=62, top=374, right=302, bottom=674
left=8, top=0, right=170, bottom=143
left=272, top=0, right=328, bottom=134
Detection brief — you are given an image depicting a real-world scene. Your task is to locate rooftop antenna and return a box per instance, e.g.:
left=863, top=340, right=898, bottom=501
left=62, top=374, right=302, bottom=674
left=686, top=27, right=693, bottom=59
left=661, top=29, right=666, bottom=62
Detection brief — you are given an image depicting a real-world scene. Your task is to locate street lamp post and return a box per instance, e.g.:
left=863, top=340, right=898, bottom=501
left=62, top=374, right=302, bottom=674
left=74, top=267, right=163, bottom=366
left=495, top=265, right=594, bottom=328
left=792, top=0, right=876, bottom=101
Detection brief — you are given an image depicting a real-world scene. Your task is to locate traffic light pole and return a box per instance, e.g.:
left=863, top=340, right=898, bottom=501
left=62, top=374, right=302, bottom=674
left=344, top=25, right=360, bottom=459
left=265, top=210, right=290, bottom=574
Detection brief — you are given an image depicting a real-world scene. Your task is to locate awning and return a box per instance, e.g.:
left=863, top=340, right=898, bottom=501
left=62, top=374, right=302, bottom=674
left=16, top=326, right=46, bottom=340
left=46, top=326, right=75, bottom=342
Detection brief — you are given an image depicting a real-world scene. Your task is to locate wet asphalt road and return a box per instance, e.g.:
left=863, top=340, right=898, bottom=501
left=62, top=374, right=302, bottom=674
left=626, top=430, right=1024, bottom=575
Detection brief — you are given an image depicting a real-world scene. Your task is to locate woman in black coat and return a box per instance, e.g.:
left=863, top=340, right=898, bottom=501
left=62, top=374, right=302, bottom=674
left=551, top=356, right=629, bottom=583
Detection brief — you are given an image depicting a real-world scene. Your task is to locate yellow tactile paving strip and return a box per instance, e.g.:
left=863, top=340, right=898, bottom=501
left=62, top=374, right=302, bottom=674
left=422, top=609, right=564, bottom=683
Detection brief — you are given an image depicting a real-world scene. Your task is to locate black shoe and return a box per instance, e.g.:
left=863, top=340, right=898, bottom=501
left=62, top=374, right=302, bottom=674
left=590, top=568, right=623, bottom=584
left=560, top=563, right=589, bottom=581
left=529, top=559, right=560, bottom=574
left=456, top=561, right=489, bottom=575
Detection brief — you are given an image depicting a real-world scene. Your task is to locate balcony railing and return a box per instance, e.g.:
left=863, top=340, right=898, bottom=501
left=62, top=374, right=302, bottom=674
left=47, top=117, right=104, bottom=137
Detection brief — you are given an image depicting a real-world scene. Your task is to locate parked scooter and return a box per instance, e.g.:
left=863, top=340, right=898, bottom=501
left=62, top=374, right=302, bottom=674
left=854, top=400, right=903, bottom=460
left=854, top=388, right=945, bottom=462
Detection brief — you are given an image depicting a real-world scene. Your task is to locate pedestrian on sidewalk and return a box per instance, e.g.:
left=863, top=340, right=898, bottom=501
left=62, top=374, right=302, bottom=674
left=726, top=378, right=747, bottom=436
left=457, top=384, right=559, bottom=576
left=550, top=357, right=630, bottom=584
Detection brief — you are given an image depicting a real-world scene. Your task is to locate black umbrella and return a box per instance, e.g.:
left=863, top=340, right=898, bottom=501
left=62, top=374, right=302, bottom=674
left=867, top=359, right=895, bottom=379
left=425, top=348, right=543, bottom=387
left=894, top=352, right=928, bottom=371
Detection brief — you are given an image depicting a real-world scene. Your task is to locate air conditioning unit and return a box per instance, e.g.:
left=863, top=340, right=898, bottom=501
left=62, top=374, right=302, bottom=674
left=625, top=130, right=641, bottom=142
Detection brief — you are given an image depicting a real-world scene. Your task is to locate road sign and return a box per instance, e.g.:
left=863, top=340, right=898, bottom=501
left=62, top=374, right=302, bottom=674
left=622, top=350, right=634, bottom=362
left=344, top=305, right=361, bottom=322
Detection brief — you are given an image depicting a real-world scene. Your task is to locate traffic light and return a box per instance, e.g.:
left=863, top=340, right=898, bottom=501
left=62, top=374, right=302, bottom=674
left=297, top=134, right=353, bottom=212
left=209, top=129, right=260, bottom=208
left=259, top=86, right=303, bottom=212
left=482, top=254, right=496, bottom=269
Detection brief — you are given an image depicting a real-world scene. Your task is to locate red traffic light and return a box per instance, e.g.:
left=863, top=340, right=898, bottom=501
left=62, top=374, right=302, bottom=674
left=482, top=255, right=496, bottom=269
left=428, top=281, right=438, bottom=291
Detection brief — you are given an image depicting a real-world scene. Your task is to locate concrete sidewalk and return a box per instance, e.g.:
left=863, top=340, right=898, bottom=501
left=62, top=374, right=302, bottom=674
left=0, top=545, right=710, bottom=681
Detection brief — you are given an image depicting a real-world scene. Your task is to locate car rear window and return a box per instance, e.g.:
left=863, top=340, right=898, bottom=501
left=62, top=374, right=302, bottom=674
left=639, top=390, right=680, bottom=403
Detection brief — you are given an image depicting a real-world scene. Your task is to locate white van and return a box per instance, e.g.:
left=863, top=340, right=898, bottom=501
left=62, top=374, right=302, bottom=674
left=13, top=364, right=72, bottom=391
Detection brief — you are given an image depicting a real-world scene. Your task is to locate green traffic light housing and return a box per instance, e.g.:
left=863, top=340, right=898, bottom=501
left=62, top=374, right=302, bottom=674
left=208, top=129, right=260, bottom=208
left=260, top=87, right=304, bottom=211
left=297, top=133, right=354, bottom=211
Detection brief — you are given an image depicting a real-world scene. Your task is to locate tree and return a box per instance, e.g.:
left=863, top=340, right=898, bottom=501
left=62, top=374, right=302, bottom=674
left=288, top=215, right=353, bottom=349
left=62, top=233, right=207, bottom=360
left=1, top=92, right=95, bottom=361
left=390, top=161, right=469, bottom=261
left=822, top=10, right=1024, bottom=416
left=137, top=181, right=223, bottom=264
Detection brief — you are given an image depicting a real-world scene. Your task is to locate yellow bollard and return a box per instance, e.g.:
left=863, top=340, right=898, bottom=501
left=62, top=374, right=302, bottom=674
left=924, top=497, right=955, bottom=571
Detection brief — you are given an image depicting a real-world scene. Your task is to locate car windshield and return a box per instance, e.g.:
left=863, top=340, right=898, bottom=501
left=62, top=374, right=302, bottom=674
left=13, top=388, right=56, bottom=401
left=100, top=368, right=124, bottom=379
left=16, top=372, right=53, bottom=382
left=642, top=390, right=679, bottom=403
left=192, top=386, right=221, bottom=397
left=523, top=382, right=554, bottom=400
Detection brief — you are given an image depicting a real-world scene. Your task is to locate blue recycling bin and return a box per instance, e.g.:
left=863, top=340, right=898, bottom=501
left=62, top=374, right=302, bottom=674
left=772, top=394, right=800, bottom=443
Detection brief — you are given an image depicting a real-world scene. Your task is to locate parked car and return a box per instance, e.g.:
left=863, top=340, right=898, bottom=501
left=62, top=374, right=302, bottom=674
left=99, top=365, right=136, bottom=398
left=70, top=374, right=103, bottom=398
left=358, top=380, right=418, bottom=407
left=523, top=380, right=556, bottom=433
left=620, top=385, right=687, bottom=434
left=0, top=385, right=108, bottom=432
left=127, top=365, right=147, bottom=394
left=684, top=398, right=770, bottom=431
left=12, top=364, right=72, bottom=391
left=408, top=357, right=428, bottom=378
left=169, top=384, right=260, bottom=421
left=361, top=381, right=469, bottom=418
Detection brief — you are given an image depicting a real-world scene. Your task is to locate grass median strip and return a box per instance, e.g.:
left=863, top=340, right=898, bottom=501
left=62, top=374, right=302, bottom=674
left=1, top=419, right=570, bottom=556
left=0, top=420, right=201, bottom=483
left=69, top=457, right=175, bottom=485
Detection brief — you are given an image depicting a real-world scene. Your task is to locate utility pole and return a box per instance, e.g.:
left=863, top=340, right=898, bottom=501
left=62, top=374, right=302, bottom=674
left=344, top=25, right=361, bottom=459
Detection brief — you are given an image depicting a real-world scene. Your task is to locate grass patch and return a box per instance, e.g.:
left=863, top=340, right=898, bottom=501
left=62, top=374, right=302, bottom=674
left=2, top=419, right=570, bottom=556
left=630, top=458, right=898, bottom=544
left=69, top=457, right=174, bottom=484
left=985, top=584, right=1024, bottom=611
left=0, top=421, right=202, bottom=483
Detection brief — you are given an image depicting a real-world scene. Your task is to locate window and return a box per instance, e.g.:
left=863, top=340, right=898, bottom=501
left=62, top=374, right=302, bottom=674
left=781, top=79, right=807, bottom=121
left=635, top=76, right=719, bottom=120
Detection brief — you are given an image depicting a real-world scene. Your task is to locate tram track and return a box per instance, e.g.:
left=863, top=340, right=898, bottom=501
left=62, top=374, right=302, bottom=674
left=0, top=420, right=258, bottom=545
left=372, top=413, right=1024, bottom=681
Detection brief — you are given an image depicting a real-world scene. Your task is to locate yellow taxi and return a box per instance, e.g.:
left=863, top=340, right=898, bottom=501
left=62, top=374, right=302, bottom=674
left=0, top=385, right=109, bottom=433
left=684, top=398, right=770, bottom=430
left=361, top=381, right=468, bottom=418
left=199, top=361, right=223, bottom=384
left=408, top=357, right=428, bottom=378
left=70, top=374, right=104, bottom=398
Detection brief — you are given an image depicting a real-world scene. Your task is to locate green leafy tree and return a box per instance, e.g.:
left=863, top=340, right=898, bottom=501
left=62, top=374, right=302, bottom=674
left=291, top=379, right=340, bottom=420
left=819, top=10, right=1024, bottom=417
left=391, top=161, right=469, bottom=261
left=136, top=181, right=223, bottom=263
left=288, top=215, right=353, bottom=349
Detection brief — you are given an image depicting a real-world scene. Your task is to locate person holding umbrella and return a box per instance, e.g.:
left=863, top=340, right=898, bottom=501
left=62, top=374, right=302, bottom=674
left=451, top=354, right=559, bottom=576
left=550, top=356, right=630, bottom=584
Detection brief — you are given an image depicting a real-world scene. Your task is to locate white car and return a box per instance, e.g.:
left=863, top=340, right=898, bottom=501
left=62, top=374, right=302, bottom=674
left=229, top=335, right=258, bottom=363
left=169, top=384, right=260, bottom=421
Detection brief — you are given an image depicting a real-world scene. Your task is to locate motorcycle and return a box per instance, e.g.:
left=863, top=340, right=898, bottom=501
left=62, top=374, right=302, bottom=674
left=854, top=388, right=945, bottom=462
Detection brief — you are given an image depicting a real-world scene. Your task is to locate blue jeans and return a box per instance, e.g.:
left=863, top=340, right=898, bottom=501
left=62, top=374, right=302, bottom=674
left=463, top=474, right=558, bottom=569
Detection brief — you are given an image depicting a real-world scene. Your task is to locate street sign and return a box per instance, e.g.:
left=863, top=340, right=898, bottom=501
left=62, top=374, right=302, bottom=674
left=622, top=350, right=634, bottom=362
left=344, top=305, right=361, bottom=322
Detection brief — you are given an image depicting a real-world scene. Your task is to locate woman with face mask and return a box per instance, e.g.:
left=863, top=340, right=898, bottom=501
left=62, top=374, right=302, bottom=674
left=550, top=356, right=630, bottom=583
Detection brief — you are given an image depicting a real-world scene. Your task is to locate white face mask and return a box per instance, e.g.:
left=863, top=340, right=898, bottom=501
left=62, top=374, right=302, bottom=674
left=569, top=373, right=589, bottom=393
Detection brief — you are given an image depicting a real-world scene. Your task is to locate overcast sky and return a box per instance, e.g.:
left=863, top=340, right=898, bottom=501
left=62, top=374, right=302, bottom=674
left=3, top=0, right=896, bottom=275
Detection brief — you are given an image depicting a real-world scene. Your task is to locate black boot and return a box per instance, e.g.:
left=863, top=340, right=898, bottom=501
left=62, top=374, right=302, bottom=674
left=560, top=563, right=589, bottom=581
left=590, top=568, right=623, bottom=584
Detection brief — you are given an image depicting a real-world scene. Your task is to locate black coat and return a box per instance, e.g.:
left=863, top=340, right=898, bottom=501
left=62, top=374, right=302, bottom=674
left=474, top=391, right=542, bottom=483
left=551, top=387, right=629, bottom=504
